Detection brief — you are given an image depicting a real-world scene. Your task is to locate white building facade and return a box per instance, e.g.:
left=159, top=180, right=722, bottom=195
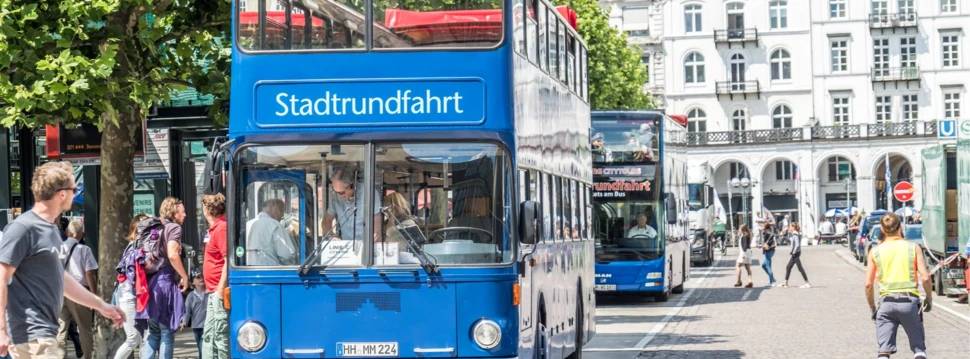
left=604, top=0, right=969, bottom=234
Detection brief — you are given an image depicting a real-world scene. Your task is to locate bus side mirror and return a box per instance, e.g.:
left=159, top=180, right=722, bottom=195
left=519, top=201, right=540, bottom=245
left=665, top=196, right=677, bottom=224
left=202, top=139, right=232, bottom=195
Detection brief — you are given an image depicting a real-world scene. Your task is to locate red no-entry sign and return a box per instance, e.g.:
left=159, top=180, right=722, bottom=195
left=894, top=181, right=915, bottom=202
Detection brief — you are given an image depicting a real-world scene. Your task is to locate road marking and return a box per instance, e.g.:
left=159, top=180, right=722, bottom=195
left=631, top=255, right=720, bottom=351
left=582, top=348, right=646, bottom=352
left=936, top=301, right=970, bottom=323
left=741, top=289, right=752, bottom=301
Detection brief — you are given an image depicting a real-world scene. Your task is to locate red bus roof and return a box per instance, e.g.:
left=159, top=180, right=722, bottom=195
left=239, top=11, right=325, bottom=27
left=384, top=6, right=577, bottom=30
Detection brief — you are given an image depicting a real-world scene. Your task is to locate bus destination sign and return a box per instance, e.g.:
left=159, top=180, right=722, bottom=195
left=255, top=79, right=486, bottom=127
left=592, top=180, right=651, bottom=198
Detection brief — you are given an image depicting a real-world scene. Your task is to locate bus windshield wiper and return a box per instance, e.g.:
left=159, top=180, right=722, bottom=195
left=380, top=207, right=439, bottom=275
left=299, top=205, right=357, bottom=275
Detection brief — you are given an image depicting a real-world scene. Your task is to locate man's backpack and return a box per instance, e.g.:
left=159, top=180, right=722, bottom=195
left=135, top=217, right=169, bottom=274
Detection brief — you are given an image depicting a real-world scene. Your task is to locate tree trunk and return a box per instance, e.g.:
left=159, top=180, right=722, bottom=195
left=93, top=108, right=142, bottom=359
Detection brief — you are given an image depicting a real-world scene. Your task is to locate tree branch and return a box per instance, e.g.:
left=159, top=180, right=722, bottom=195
left=154, top=0, right=176, bottom=14
left=154, top=19, right=230, bottom=46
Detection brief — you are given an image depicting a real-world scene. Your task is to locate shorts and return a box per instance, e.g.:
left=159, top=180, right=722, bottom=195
left=736, top=249, right=753, bottom=265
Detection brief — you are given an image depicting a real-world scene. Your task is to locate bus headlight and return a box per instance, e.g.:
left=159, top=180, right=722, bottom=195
left=472, top=319, right=501, bottom=349
left=646, top=272, right=662, bottom=279
left=238, top=321, right=267, bottom=352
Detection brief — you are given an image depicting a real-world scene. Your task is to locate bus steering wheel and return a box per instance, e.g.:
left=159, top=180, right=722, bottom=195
left=429, top=227, right=494, bottom=243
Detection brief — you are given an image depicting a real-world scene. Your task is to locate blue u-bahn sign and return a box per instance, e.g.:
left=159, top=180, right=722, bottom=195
left=939, top=119, right=957, bottom=138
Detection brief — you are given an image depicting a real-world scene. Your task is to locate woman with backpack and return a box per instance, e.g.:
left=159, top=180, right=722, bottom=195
left=137, top=197, right=189, bottom=359
left=113, top=214, right=149, bottom=359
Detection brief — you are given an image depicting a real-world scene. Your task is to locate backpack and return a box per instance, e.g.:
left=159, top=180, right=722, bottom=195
left=135, top=217, right=169, bottom=274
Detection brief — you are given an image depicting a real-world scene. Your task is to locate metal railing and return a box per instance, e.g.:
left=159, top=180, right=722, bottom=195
left=812, top=125, right=861, bottom=139
left=871, top=66, right=920, bottom=82
left=687, top=128, right=803, bottom=146
left=869, top=12, right=918, bottom=28
left=628, top=34, right=662, bottom=45
left=868, top=122, right=919, bottom=137
left=714, top=28, right=758, bottom=43
left=715, top=81, right=760, bottom=95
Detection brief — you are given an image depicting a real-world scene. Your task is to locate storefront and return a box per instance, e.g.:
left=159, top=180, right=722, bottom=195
left=0, top=89, right=226, bottom=269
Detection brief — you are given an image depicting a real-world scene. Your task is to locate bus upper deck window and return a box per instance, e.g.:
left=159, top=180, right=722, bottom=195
left=237, top=0, right=366, bottom=51
left=376, top=0, right=504, bottom=49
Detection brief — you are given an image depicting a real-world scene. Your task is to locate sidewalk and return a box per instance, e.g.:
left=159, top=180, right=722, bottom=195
left=62, top=330, right=200, bottom=358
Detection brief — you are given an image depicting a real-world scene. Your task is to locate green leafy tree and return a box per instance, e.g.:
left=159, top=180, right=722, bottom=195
left=0, top=0, right=230, bottom=356
left=554, top=0, right=653, bottom=110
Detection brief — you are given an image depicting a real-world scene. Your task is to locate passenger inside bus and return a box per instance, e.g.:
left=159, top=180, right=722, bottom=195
left=321, top=166, right=382, bottom=242
left=382, top=192, right=419, bottom=244
left=245, top=199, right=299, bottom=266
left=443, top=188, right=502, bottom=244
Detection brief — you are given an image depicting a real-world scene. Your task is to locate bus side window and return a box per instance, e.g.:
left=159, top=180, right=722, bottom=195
left=513, top=0, right=524, bottom=54
left=541, top=173, right=552, bottom=243
left=527, top=0, right=538, bottom=64
left=558, top=21, right=566, bottom=84
left=552, top=176, right=561, bottom=241
left=539, top=4, right=548, bottom=72
left=518, top=169, right=527, bottom=204
left=548, top=7, right=557, bottom=78
left=560, top=177, right=570, bottom=240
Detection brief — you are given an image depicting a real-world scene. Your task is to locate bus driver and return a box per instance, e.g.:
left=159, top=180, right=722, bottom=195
left=627, top=213, right=657, bottom=238
left=321, top=167, right=382, bottom=242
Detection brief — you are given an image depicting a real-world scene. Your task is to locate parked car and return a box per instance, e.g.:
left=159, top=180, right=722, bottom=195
left=857, top=210, right=889, bottom=262
left=863, top=225, right=882, bottom=267
left=903, top=224, right=923, bottom=247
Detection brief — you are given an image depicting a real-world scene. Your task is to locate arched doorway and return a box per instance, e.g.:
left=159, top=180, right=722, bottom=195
left=761, top=158, right=799, bottom=225
left=715, top=160, right=753, bottom=229
left=816, top=155, right=857, bottom=226
left=873, top=153, right=914, bottom=212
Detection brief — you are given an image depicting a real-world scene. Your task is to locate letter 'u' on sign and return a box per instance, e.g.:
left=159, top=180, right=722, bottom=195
left=939, top=119, right=957, bottom=138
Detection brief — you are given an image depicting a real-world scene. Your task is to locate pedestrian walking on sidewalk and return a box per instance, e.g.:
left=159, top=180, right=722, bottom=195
left=56, top=220, right=99, bottom=359
left=865, top=213, right=932, bottom=359
left=734, top=225, right=753, bottom=288
left=760, top=222, right=777, bottom=287
left=0, top=162, right=125, bottom=359
left=781, top=222, right=811, bottom=288
left=113, top=214, right=149, bottom=359
left=139, top=197, right=189, bottom=359
left=201, top=193, right=229, bottom=359
left=181, top=271, right=208, bottom=358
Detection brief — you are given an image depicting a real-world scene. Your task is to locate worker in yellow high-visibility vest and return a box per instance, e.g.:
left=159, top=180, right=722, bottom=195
left=865, top=213, right=932, bottom=359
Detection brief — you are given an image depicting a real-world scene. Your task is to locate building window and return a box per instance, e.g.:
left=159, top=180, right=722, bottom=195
left=902, top=94, right=918, bottom=121
left=776, top=161, right=795, bottom=181
left=872, top=1, right=888, bottom=15
left=898, top=0, right=914, bottom=14
left=685, top=4, right=703, bottom=33
left=830, top=0, right=847, bottom=19
left=831, top=39, right=848, bottom=72
left=769, top=1, right=788, bottom=29
left=942, top=34, right=959, bottom=68
left=726, top=2, right=744, bottom=30
left=827, top=157, right=856, bottom=182
left=729, top=163, right=748, bottom=179
left=874, top=39, right=889, bottom=77
left=641, top=55, right=650, bottom=75
left=732, top=109, right=746, bottom=131
left=240, top=0, right=248, bottom=12
left=770, top=49, right=791, bottom=80
left=684, top=52, right=705, bottom=84
left=833, top=97, right=850, bottom=125
left=772, top=105, right=793, bottom=128
left=687, top=108, right=707, bottom=132
left=875, top=96, right=892, bottom=123
left=944, top=91, right=961, bottom=119
left=941, top=0, right=957, bottom=14
left=900, top=37, right=917, bottom=69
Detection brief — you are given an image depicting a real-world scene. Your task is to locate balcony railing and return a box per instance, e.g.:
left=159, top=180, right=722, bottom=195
left=713, top=28, right=758, bottom=47
left=871, top=66, right=920, bottom=82
left=868, top=122, right=919, bottom=137
left=628, top=34, right=662, bottom=46
left=869, top=12, right=918, bottom=29
left=687, top=128, right=803, bottom=146
left=812, top=125, right=861, bottom=139
left=715, top=81, right=760, bottom=99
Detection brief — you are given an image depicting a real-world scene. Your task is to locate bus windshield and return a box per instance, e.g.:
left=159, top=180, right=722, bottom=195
left=591, top=160, right=662, bottom=262
left=591, top=118, right=658, bottom=164
left=233, top=142, right=512, bottom=268
left=688, top=183, right=703, bottom=210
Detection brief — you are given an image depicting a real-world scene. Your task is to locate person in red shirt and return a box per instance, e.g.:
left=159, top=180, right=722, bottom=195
left=200, top=193, right=228, bottom=359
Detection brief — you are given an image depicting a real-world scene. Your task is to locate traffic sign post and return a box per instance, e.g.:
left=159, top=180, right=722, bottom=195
left=893, top=181, right=915, bottom=202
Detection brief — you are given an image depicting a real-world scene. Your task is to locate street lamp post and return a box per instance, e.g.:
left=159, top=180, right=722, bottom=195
left=731, top=177, right=751, bottom=227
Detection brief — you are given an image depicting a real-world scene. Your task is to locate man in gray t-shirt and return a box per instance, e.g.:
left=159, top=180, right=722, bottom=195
left=0, top=161, right=123, bottom=359
left=321, top=167, right=381, bottom=242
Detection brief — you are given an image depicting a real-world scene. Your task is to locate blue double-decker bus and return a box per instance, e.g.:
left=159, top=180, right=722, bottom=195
left=208, top=0, right=596, bottom=358
left=590, top=111, right=690, bottom=302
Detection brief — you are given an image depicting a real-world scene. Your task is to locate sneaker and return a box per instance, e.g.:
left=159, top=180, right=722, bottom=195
left=914, top=351, right=927, bottom=359
left=765, top=283, right=776, bottom=288
left=800, top=284, right=812, bottom=288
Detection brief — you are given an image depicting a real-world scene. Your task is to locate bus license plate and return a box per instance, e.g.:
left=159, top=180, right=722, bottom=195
left=594, top=284, right=616, bottom=291
left=337, top=342, right=398, bottom=357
